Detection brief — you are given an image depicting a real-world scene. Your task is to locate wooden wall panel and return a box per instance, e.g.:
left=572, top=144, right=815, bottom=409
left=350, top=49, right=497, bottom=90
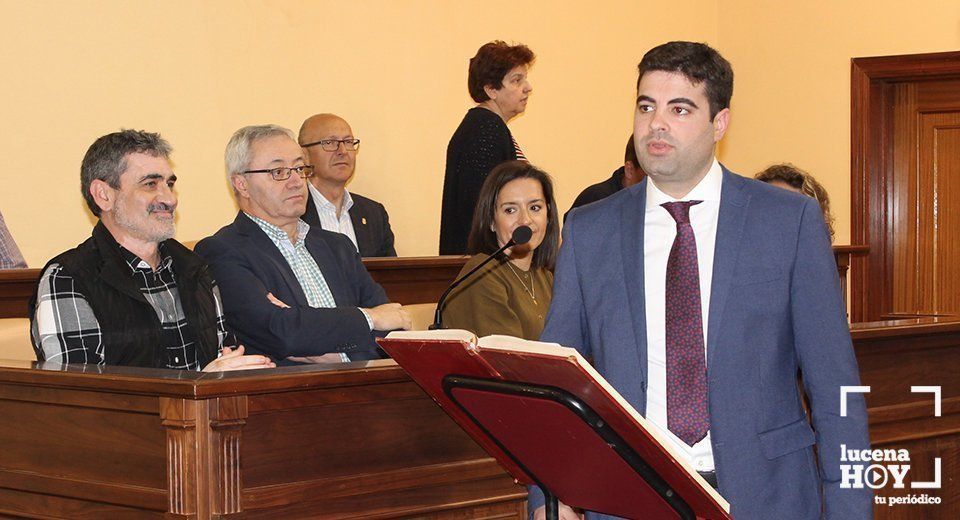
left=851, top=52, right=960, bottom=321
left=924, top=116, right=960, bottom=313
left=0, top=361, right=527, bottom=519
left=852, top=317, right=960, bottom=519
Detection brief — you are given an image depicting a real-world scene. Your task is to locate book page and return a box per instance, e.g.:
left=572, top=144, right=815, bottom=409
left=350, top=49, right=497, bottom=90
left=385, top=329, right=477, bottom=344
left=477, top=335, right=567, bottom=354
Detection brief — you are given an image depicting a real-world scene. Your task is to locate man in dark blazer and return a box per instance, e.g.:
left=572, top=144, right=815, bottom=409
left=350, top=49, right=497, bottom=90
left=298, top=113, right=396, bottom=257
left=564, top=134, right=645, bottom=222
left=530, top=42, right=870, bottom=520
left=195, top=125, right=410, bottom=364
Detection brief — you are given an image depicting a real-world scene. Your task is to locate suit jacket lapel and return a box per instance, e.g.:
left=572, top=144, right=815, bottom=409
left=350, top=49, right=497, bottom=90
left=348, top=202, right=371, bottom=256
left=301, top=191, right=321, bottom=229
left=621, top=180, right=648, bottom=381
left=233, top=213, right=310, bottom=307
left=707, top=168, right=750, bottom=368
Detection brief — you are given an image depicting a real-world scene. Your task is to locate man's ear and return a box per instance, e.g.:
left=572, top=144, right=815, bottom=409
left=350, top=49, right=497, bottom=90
left=713, top=107, right=731, bottom=142
left=89, top=179, right=115, bottom=213
left=230, top=174, right=249, bottom=199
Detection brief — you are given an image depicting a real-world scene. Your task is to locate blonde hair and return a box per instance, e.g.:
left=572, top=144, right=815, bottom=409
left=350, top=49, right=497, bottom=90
left=756, top=163, right=835, bottom=241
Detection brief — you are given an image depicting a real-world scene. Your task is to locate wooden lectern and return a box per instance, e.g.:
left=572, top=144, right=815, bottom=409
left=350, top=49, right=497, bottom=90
left=379, top=332, right=730, bottom=520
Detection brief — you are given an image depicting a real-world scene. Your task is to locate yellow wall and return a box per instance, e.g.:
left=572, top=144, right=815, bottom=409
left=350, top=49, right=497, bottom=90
left=715, top=0, right=960, bottom=243
left=0, top=0, right=716, bottom=264
left=1, top=1, right=958, bottom=264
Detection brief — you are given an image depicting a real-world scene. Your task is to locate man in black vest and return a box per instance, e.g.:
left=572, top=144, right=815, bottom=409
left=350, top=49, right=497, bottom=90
left=297, top=113, right=396, bottom=257
left=30, top=130, right=275, bottom=372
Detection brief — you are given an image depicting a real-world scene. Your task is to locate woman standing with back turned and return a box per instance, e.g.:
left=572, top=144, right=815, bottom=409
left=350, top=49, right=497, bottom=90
left=440, top=40, right=535, bottom=254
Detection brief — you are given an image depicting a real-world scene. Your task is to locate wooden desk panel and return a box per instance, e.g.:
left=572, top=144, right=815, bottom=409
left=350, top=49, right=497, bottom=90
left=0, top=361, right=526, bottom=519
left=0, top=248, right=865, bottom=318
left=852, top=317, right=960, bottom=519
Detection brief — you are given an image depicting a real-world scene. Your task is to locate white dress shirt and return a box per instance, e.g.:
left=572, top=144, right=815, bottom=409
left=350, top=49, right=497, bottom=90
left=308, top=183, right=359, bottom=253
left=644, top=159, right=722, bottom=472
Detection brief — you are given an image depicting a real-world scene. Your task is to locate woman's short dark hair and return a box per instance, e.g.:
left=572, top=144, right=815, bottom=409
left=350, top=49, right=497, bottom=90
left=756, top=163, right=836, bottom=241
left=467, top=161, right=559, bottom=270
left=467, top=41, right=535, bottom=103
left=637, top=41, right=733, bottom=121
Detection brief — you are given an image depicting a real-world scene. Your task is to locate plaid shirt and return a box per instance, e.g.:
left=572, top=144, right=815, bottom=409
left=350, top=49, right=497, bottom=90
left=32, top=243, right=229, bottom=370
left=244, top=213, right=372, bottom=361
left=0, top=210, right=27, bottom=269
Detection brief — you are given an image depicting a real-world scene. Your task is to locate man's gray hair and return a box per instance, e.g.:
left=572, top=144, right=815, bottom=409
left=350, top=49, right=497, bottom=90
left=80, top=129, right=172, bottom=217
left=224, top=124, right=297, bottom=179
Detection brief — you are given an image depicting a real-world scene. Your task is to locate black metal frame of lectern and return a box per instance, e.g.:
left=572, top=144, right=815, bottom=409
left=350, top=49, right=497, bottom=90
left=442, top=375, right=695, bottom=520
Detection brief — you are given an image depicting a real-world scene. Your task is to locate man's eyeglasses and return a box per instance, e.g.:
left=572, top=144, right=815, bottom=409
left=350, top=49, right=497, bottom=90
left=242, top=165, right=315, bottom=181
left=301, top=138, right=361, bottom=152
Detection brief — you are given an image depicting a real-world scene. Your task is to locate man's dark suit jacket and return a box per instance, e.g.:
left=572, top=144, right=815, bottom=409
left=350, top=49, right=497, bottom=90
left=194, top=212, right=389, bottom=361
left=533, top=168, right=871, bottom=519
left=302, top=190, right=397, bottom=257
left=563, top=166, right=626, bottom=223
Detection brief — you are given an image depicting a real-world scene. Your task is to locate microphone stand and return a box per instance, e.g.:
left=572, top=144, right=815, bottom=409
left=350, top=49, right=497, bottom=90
left=431, top=240, right=516, bottom=330
left=431, top=226, right=532, bottom=330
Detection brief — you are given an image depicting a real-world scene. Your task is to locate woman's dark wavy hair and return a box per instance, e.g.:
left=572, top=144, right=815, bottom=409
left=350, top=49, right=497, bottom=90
left=467, top=41, right=535, bottom=103
left=466, top=161, right=559, bottom=270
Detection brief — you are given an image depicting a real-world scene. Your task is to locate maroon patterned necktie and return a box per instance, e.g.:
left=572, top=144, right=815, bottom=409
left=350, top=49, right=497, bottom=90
left=661, top=200, right=709, bottom=446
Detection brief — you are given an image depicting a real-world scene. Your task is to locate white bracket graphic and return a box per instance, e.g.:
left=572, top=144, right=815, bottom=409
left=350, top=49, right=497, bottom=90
left=911, top=386, right=942, bottom=417
left=911, top=458, right=942, bottom=489
left=840, top=386, right=871, bottom=417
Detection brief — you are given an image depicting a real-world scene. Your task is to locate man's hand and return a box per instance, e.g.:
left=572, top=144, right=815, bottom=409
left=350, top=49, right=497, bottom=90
left=266, top=292, right=290, bottom=308
left=286, top=354, right=345, bottom=364
left=363, top=302, right=412, bottom=331
left=203, top=345, right=276, bottom=372
left=532, top=504, right=582, bottom=520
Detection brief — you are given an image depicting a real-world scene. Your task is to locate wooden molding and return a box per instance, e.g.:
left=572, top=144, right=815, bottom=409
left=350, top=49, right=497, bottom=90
left=850, top=51, right=960, bottom=322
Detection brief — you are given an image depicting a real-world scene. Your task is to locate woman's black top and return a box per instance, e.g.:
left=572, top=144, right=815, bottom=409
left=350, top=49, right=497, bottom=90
left=439, top=107, right=520, bottom=254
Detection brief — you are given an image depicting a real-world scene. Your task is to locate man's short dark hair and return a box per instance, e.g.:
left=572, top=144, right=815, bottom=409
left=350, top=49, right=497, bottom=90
left=80, top=130, right=172, bottom=216
left=637, top=41, right=733, bottom=120
left=467, top=41, right=535, bottom=103
left=624, top=134, right=639, bottom=168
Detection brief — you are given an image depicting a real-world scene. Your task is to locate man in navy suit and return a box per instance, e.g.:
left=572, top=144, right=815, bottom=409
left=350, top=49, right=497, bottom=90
left=298, top=113, right=397, bottom=257
left=195, top=125, right=410, bottom=364
left=531, top=42, right=871, bottom=519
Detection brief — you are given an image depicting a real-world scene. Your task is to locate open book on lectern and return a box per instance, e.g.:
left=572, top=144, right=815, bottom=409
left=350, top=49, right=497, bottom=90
left=378, top=330, right=731, bottom=520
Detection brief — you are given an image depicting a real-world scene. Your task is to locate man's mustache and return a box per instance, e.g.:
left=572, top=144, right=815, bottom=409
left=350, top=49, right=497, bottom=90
left=148, top=202, right=175, bottom=214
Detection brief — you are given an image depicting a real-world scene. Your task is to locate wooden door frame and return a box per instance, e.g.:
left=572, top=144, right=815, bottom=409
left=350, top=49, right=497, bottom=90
left=850, top=51, right=960, bottom=322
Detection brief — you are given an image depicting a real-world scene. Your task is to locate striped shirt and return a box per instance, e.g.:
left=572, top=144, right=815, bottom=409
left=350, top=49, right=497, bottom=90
left=307, top=183, right=359, bottom=252
left=0, top=210, right=26, bottom=269
left=512, top=136, right=528, bottom=162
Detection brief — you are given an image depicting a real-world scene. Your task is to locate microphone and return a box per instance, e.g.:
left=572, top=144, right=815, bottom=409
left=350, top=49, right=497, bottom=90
left=431, top=225, right=533, bottom=330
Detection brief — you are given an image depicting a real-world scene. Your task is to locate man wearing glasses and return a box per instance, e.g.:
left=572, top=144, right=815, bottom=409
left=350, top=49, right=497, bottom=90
left=298, top=113, right=396, bottom=257
left=195, top=125, right=410, bottom=364
left=31, top=129, right=275, bottom=372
